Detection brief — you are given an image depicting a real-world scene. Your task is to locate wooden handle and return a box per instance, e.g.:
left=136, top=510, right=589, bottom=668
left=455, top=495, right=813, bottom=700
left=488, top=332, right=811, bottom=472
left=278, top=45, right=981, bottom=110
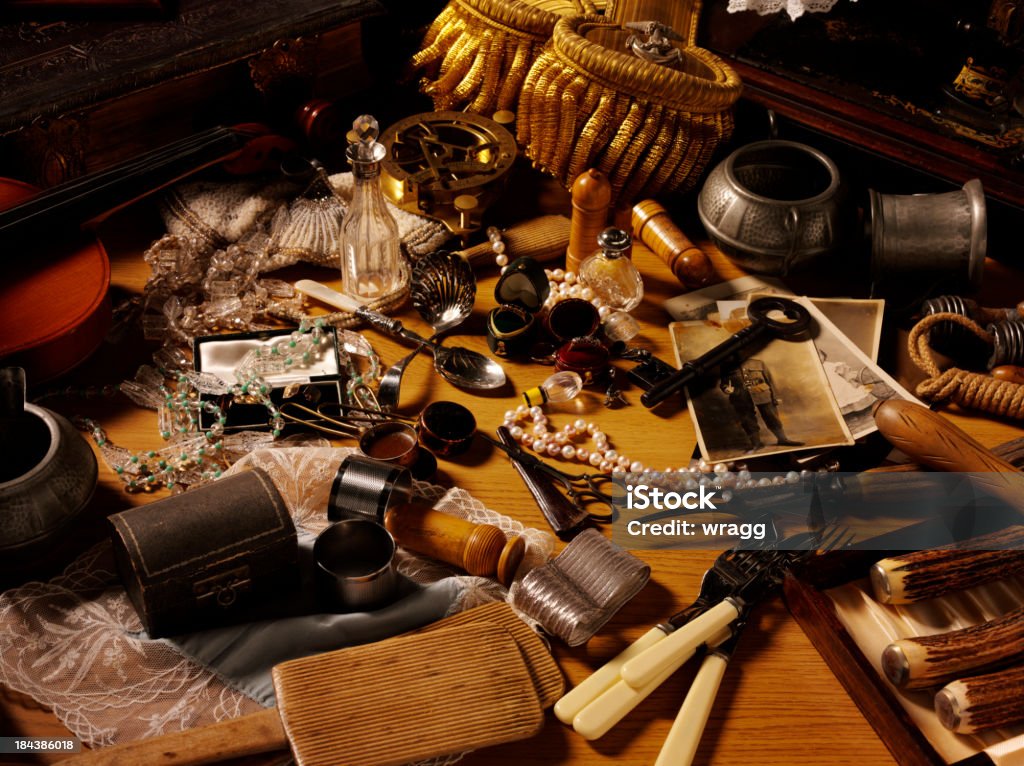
left=567, top=169, right=612, bottom=274
left=59, top=708, right=286, bottom=765
left=631, top=199, right=716, bottom=288
left=384, top=503, right=522, bottom=584
left=553, top=626, right=667, bottom=725
left=620, top=599, right=740, bottom=689
left=935, top=664, right=1024, bottom=733
left=653, top=652, right=729, bottom=766
left=571, top=627, right=731, bottom=741
left=874, top=399, right=1021, bottom=473
left=874, top=399, right=1024, bottom=518
left=457, top=215, right=570, bottom=269
left=991, top=365, right=1024, bottom=385
left=882, top=606, right=1024, bottom=689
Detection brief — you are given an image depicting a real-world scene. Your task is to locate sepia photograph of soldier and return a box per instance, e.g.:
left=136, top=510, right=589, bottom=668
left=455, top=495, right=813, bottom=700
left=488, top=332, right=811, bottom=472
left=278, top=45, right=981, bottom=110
left=669, top=316, right=852, bottom=462
left=719, top=354, right=804, bottom=452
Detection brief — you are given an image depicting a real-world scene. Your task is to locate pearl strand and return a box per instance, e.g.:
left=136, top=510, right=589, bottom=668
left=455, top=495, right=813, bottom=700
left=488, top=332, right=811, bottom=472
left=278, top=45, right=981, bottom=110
left=498, top=407, right=813, bottom=502
left=543, top=267, right=611, bottom=321
left=501, top=404, right=651, bottom=475
left=486, top=226, right=608, bottom=318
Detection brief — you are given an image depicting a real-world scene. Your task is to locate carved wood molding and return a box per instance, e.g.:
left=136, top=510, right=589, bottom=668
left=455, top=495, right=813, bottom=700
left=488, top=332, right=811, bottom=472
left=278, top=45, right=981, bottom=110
left=17, top=114, right=87, bottom=187
left=248, top=36, right=319, bottom=95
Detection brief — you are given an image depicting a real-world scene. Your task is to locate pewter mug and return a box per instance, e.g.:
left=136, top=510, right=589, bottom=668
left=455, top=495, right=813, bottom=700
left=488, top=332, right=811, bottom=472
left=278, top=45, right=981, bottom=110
left=697, top=140, right=845, bottom=275
left=868, top=179, right=986, bottom=289
left=0, top=367, right=97, bottom=555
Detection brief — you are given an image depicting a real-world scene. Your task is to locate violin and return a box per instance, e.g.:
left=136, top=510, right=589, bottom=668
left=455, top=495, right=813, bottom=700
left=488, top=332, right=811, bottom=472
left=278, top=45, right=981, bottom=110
left=0, top=124, right=293, bottom=383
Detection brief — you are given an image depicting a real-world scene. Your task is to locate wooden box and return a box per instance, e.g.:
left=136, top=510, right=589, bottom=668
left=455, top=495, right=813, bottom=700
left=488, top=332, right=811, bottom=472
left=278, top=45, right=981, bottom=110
left=784, top=517, right=1024, bottom=766
left=109, top=468, right=299, bottom=638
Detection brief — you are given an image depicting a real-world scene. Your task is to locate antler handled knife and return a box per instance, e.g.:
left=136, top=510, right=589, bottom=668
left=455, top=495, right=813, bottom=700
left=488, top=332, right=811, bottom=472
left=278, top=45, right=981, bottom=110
left=883, top=605, right=1024, bottom=689
left=935, top=663, right=1024, bottom=733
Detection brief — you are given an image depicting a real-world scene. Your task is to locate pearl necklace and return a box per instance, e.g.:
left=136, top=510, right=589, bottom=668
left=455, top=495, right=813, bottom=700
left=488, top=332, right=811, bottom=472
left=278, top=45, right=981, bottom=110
left=486, top=226, right=609, bottom=318
left=500, top=405, right=811, bottom=503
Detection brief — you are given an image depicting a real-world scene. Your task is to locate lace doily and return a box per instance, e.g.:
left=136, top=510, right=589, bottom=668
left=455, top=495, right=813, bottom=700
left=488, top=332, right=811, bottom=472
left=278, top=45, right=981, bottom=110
left=0, top=448, right=553, bottom=750
left=727, top=0, right=856, bottom=20
left=161, top=172, right=450, bottom=271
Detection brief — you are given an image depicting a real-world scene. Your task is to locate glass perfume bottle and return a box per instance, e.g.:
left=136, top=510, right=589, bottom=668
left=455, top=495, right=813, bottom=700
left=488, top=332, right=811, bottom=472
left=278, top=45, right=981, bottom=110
left=340, top=115, right=403, bottom=300
left=522, top=371, right=583, bottom=407
left=578, top=227, right=644, bottom=312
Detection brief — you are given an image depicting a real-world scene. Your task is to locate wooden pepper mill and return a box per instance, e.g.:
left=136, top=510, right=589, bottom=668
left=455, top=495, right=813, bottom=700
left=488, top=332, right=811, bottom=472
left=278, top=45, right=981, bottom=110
left=567, top=169, right=612, bottom=274
left=631, top=199, right=716, bottom=288
left=384, top=503, right=526, bottom=586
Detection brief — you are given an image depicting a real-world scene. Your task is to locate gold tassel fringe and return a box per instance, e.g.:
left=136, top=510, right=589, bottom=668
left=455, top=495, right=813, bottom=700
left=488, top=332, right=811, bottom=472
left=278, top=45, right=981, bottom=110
left=410, top=0, right=560, bottom=117
left=519, top=17, right=740, bottom=204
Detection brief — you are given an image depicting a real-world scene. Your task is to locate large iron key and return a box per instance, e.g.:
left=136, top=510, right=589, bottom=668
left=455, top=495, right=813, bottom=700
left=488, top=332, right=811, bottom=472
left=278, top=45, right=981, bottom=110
left=640, top=296, right=812, bottom=408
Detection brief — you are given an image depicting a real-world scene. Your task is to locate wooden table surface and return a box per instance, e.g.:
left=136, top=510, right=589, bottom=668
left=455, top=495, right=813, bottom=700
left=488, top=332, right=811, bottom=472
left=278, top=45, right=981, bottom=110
left=3, top=189, right=1023, bottom=766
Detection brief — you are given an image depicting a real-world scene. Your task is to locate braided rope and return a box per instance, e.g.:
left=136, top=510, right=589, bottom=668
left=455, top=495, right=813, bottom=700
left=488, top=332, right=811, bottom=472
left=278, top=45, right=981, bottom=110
left=909, top=312, right=1024, bottom=418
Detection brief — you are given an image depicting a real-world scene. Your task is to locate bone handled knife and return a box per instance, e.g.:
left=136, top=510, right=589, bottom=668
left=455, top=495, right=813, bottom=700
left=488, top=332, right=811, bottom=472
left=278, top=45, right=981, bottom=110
left=619, top=598, right=742, bottom=689
left=553, top=626, right=669, bottom=725
left=571, top=627, right=732, bottom=741
left=870, top=525, right=1024, bottom=604
left=653, top=634, right=739, bottom=766
left=294, top=279, right=363, bottom=313
left=935, top=663, right=1024, bottom=733
left=882, top=605, right=1024, bottom=689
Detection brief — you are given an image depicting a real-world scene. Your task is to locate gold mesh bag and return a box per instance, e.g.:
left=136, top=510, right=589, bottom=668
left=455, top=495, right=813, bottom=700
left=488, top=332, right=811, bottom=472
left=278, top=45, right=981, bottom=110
left=519, top=15, right=741, bottom=204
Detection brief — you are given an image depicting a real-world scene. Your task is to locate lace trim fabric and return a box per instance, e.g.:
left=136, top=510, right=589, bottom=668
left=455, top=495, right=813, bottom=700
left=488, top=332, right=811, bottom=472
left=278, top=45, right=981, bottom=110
left=0, top=447, right=553, bottom=751
left=161, top=172, right=450, bottom=269
left=726, top=0, right=856, bottom=20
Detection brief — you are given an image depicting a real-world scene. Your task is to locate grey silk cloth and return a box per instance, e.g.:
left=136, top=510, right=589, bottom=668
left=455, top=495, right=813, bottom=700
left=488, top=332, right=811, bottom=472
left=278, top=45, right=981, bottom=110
left=165, top=532, right=464, bottom=706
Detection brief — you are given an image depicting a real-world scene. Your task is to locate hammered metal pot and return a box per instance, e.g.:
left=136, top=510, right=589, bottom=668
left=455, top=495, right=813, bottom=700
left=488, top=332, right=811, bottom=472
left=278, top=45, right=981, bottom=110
left=0, top=403, right=97, bottom=555
left=697, top=140, right=846, bottom=275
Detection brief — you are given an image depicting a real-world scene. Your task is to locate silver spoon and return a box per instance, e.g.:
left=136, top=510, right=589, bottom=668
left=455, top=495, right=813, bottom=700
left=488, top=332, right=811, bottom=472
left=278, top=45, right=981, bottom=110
left=294, top=280, right=505, bottom=391
left=378, top=252, right=477, bottom=408
left=356, top=307, right=506, bottom=390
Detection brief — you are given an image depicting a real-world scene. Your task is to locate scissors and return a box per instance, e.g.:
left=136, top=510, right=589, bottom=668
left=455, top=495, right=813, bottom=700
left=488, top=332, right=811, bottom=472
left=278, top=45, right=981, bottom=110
left=488, top=426, right=618, bottom=532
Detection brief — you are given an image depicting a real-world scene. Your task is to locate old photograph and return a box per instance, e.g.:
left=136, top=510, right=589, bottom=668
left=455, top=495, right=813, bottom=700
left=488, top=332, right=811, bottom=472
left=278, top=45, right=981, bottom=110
left=663, top=276, right=790, bottom=321
left=808, top=298, right=885, bottom=362
left=795, top=297, right=921, bottom=439
left=669, top=316, right=853, bottom=462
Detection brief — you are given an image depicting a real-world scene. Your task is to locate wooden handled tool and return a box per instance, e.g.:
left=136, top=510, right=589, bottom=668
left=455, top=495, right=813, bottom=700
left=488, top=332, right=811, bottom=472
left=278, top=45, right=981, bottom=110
left=992, top=365, right=1024, bottom=385
left=384, top=503, right=525, bottom=586
left=631, top=199, right=715, bottom=288
left=566, top=169, right=612, bottom=274
left=60, top=622, right=543, bottom=766
left=873, top=398, right=1023, bottom=476
left=456, top=214, right=570, bottom=269
left=870, top=526, right=1024, bottom=604
left=882, top=605, right=1024, bottom=689
left=935, top=663, right=1024, bottom=733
